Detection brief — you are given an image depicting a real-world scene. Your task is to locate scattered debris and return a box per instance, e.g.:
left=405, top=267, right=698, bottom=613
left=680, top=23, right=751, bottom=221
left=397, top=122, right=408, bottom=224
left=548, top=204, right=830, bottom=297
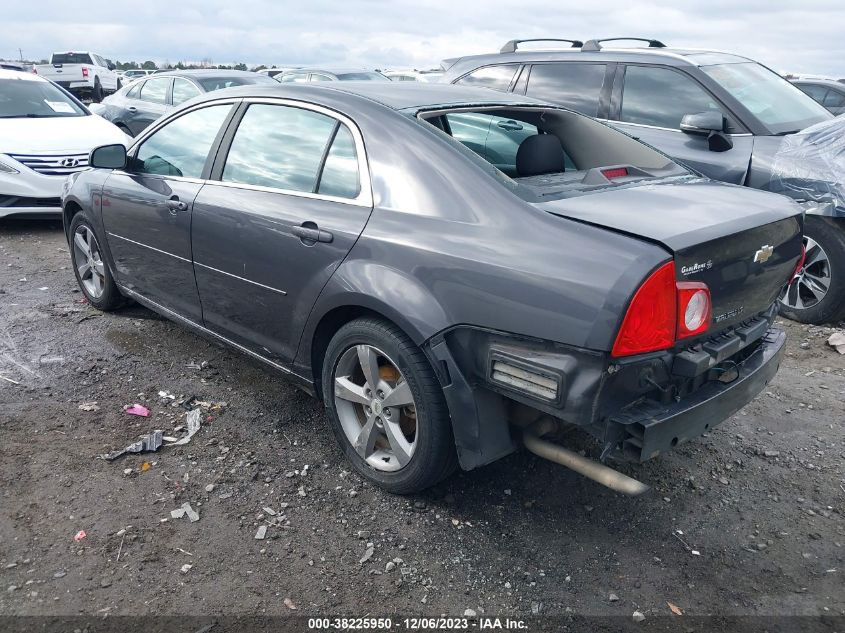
left=73, top=530, right=86, bottom=542
left=667, top=602, right=683, bottom=616
left=263, top=506, right=276, bottom=516
left=255, top=526, right=267, bottom=540
left=171, top=502, right=200, bottom=523
left=100, top=430, right=163, bottom=461
left=78, top=402, right=100, bottom=412
left=124, top=404, right=150, bottom=417
left=464, top=609, right=477, bottom=618
left=165, top=409, right=201, bottom=446
left=828, top=331, right=845, bottom=354
left=609, top=593, right=619, bottom=602
left=283, top=597, right=297, bottom=610
left=0, top=375, right=21, bottom=385
left=141, top=462, right=151, bottom=472
left=632, top=610, right=646, bottom=622
left=158, top=390, right=176, bottom=400
left=360, top=545, right=374, bottom=564
left=180, top=563, right=192, bottom=574
left=205, top=484, right=215, bottom=493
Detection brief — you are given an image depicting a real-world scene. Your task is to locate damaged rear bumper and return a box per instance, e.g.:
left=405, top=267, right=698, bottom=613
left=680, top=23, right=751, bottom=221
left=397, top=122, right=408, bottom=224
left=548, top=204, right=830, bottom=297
left=608, top=327, right=785, bottom=461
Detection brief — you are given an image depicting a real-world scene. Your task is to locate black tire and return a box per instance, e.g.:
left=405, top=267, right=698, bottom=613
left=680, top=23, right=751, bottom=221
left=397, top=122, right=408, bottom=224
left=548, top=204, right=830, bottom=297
left=322, top=318, right=458, bottom=494
left=69, top=211, right=125, bottom=311
left=779, top=216, right=845, bottom=324
left=92, top=79, right=104, bottom=103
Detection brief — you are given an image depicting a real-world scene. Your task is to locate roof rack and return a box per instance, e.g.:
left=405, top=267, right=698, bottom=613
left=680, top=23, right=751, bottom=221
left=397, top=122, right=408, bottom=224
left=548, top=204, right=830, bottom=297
left=581, top=38, right=666, bottom=52
left=500, top=39, right=583, bottom=53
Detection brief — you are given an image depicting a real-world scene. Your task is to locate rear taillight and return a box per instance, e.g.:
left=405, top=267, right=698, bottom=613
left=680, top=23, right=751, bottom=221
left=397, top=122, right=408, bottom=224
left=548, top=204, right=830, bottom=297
left=611, top=262, right=677, bottom=357
left=602, top=167, right=629, bottom=179
left=82, top=67, right=89, bottom=78
left=612, top=261, right=712, bottom=357
left=677, top=283, right=711, bottom=339
left=790, top=244, right=806, bottom=284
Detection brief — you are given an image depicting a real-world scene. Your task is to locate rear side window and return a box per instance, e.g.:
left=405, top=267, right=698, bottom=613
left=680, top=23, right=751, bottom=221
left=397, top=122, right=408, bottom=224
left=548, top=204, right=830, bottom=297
left=797, top=84, right=828, bottom=104
left=134, top=104, right=231, bottom=178
left=125, top=82, right=141, bottom=99
left=620, top=66, right=725, bottom=129
left=51, top=53, right=92, bottom=65
left=456, top=65, right=518, bottom=91
left=139, top=78, right=169, bottom=104
left=525, top=63, right=607, bottom=116
left=223, top=104, right=360, bottom=197
left=317, top=126, right=360, bottom=198
left=824, top=89, right=845, bottom=108
left=172, top=78, right=201, bottom=105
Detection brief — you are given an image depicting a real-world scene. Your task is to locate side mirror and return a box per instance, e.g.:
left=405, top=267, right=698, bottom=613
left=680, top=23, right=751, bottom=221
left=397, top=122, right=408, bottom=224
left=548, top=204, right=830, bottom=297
left=680, top=112, right=733, bottom=153
left=90, top=144, right=127, bottom=169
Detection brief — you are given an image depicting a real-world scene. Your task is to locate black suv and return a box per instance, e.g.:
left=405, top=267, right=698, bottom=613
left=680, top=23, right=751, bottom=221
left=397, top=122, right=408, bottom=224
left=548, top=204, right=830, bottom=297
left=442, top=38, right=845, bottom=324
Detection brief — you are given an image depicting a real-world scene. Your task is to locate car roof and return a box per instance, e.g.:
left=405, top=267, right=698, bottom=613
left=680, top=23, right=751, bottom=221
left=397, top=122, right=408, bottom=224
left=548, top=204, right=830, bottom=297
left=195, top=81, right=548, bottom=112
left=145, top=69, right=263, bottom=78
left=0, top=68, right=44, bottom=82
left=283, top=67, right=381, bottom=75
left=445, top=45, right=754, bottom=73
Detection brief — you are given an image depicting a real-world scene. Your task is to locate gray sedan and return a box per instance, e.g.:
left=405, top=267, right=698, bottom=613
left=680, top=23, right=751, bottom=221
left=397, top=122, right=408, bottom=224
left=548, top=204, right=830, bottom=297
left=63, top=83, right=801, bottom=494
left=93, top=70, right=277, bottom=136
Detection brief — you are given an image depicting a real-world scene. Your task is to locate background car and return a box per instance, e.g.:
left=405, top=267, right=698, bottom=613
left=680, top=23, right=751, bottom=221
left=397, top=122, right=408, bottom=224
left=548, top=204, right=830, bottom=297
left=34, top=51, right=121, bottom=102
left=64, top=82, right=800, bottom=494
left=383, top=70, right=444, bottom=82
left=276, top=67, right=390, bottom=82
left=122, top=69, right=157, bottom=81
left=256, top=67, right=298, bottom=78
left=440, top=37, right=845, bottom=325
left=790, top=78, right=845, bottom=115
left=92, top=69, right=277, bottom=136
left=0, top=69, right=130, bottom=218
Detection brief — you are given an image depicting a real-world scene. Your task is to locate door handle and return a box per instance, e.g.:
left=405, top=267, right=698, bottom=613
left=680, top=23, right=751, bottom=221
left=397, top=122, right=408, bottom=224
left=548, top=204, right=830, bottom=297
left=166, top=197, right=188, bottom=213
left=127, top=106, right=137, bottom=112
left=497, top=120, right=523, bottom=131
left=292, top=222, right=333, bottom=245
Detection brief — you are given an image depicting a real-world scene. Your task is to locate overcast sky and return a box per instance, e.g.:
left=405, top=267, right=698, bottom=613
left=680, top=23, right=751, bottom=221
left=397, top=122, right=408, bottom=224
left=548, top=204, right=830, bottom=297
left=4, top=0, right=844, bottom=76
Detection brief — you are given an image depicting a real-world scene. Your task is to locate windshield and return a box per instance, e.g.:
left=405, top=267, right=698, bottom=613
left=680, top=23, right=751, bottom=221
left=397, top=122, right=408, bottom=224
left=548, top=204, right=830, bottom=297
left=0, top=78, right=86, bottom=118
left=337, top=72, right=389, bottom=81
left=51, top=53, right=93, bottom=65
left=701, top=62, right=831, bottom=135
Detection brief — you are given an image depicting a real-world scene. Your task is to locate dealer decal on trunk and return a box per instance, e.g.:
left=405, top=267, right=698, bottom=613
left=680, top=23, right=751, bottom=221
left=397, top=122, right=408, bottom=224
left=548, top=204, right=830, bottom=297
left=681, top=260, right=713, bottom=276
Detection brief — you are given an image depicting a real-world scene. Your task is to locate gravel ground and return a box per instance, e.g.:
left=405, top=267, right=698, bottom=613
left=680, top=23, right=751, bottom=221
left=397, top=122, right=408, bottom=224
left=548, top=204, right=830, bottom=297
left=1, top=219, right=844, bottom=622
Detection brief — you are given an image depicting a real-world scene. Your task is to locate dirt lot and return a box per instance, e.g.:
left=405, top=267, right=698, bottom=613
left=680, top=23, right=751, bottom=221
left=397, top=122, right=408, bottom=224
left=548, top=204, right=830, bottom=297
left=1, top=219, right=844, bottom=624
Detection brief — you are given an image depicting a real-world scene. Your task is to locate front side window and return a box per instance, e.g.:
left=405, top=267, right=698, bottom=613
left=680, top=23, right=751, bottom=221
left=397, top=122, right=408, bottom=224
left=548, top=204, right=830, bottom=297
left=139, top=78, right=169, bottom=104
left=621, top=66, right=724, bottom=129
left=525, top=63, right=607, bottom=116
left=134, top=104, right=231, bottom=178
left=0, top=78, right=86, bottom=118
left=456, top=65, right=518, bottom=91
left=310, top=74, right=333, bottom=82
left=701, top=62, right=830, bottom=134
left=222, top=104, right=360, bottom=198
left=172, top=78, right=201, bottom=105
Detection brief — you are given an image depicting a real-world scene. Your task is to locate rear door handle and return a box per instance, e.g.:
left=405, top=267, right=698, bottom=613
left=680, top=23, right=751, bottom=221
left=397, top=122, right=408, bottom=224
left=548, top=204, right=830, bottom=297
left=166, top=197, right=188, bottom=213
left=292, top=222, right=333, bottom=244
left=497, top=120, right=523, bottom=131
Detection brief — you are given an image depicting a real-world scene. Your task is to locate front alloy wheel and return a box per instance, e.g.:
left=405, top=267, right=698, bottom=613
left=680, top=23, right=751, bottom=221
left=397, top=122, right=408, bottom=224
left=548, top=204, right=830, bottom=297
left=73, top=225, right=107, bottom=299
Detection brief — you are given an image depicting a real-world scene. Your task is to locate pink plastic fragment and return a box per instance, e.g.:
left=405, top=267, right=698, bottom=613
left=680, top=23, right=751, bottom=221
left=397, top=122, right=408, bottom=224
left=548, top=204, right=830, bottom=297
left=73, top=530, right=87, bottom=542
left=124, top=404, right=150, bottom=417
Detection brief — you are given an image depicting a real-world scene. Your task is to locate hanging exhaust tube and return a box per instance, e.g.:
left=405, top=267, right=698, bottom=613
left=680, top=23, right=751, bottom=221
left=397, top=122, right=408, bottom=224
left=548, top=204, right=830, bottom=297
left=522, top=418, right=650, bottom=496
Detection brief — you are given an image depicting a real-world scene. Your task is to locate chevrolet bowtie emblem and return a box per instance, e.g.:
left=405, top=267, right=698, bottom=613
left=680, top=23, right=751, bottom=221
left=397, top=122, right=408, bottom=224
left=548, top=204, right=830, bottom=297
left=754, top=244, right=774, bottom=263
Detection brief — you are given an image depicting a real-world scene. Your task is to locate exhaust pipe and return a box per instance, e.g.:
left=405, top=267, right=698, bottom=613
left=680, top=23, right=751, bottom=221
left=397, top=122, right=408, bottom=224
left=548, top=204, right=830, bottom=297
left=522, top=419, right=650, bottom=496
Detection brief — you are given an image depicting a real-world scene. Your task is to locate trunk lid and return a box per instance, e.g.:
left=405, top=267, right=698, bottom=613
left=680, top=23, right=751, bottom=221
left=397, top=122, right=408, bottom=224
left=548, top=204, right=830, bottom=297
left=536, top=180, right=803, bottom=332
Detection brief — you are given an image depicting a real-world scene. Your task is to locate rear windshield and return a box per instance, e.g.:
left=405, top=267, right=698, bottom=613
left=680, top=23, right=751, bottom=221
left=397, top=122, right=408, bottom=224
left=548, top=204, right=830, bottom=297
left=419, top=106, right=688, bottom=201
left=0, top=78, right=87, bottom=118
left=51, top=53, right=93, bottom=65
left=196, top=75, right=277, bottom=91
left=336, top=72, right=389, bottom=81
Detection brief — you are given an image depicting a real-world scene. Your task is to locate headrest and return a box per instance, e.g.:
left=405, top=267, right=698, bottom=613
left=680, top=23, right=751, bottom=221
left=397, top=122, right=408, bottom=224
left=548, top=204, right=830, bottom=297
left=516, top=134, right=565, bottom=177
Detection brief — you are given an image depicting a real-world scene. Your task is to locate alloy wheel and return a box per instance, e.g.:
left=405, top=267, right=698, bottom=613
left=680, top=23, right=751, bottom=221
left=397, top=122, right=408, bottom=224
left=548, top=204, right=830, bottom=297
left=333, top=344, right=418, bottom=472
left=73, top=225, right=107, bottom=299
left=780, top=236, right=831, bottom=311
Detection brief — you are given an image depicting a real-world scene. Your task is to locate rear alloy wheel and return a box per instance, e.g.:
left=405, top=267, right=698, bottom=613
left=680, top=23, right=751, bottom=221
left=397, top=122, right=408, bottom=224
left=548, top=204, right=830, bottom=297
left=779, top=216, right=845, bottom=324
left=322, top=318, right=457, bottom=493
left=69, top=212, right=125, bottom=311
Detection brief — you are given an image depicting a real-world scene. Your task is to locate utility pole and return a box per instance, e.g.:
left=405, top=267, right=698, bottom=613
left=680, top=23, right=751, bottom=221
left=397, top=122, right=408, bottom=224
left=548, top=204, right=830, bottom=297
left=19, top=48, right=24, bottom=62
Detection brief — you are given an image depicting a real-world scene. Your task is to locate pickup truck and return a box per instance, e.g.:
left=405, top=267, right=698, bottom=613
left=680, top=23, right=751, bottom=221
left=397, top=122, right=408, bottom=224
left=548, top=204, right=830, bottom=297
left=35, top=52, right=121, bottom=102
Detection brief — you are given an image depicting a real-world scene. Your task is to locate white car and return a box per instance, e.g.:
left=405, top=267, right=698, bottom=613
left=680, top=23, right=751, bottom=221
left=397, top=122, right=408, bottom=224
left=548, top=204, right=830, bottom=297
left=34, top=51, right=121, bottom=103
left=383, top=70, right=444, bottom=82
left=0, top=69, right=131, bottom=218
